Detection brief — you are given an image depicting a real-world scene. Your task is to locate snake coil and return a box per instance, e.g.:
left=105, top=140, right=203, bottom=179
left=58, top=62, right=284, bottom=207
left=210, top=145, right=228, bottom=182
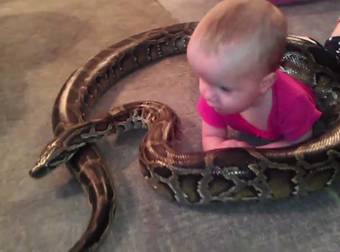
left=30, top=23, right=340, bottom=251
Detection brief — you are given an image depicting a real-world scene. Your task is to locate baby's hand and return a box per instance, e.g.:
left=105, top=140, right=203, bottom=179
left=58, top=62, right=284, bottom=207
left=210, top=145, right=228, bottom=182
left=218, top=139, right=251, bottom=149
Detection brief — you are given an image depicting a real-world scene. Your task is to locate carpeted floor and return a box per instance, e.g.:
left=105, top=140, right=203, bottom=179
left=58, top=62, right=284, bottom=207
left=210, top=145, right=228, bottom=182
left=1, top=0, right=340, bottom=251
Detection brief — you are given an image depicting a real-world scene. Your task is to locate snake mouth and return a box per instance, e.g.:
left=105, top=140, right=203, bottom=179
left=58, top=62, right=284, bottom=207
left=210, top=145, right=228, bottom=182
left=29, top=163, right=50, bottom=178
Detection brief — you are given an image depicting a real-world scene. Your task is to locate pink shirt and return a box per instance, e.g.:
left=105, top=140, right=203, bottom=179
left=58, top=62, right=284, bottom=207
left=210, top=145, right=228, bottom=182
left=197, top=70, right=322, bottom=141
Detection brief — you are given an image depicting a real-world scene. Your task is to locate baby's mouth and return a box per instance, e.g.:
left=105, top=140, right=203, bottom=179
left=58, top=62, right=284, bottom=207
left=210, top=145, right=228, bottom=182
left=206, top=100, right=224, bottom=113
left=207, top=101, right=218, bottom=108
left=210, top=105, right=222, bottom=112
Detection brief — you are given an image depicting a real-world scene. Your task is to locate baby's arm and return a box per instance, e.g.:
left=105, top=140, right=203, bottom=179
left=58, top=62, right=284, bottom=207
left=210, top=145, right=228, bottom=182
left=202, top=121, right=251, bottom=151
left=257, top=129, right=312, bottom=149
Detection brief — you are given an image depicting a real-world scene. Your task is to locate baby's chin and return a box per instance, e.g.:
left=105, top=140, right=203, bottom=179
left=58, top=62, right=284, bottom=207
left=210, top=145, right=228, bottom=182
left=213, top=106, right=241, bottom=115
left=207, top=102, right=226, bottom=114
left=207, top=101, right=238, bottom=114
left=213, top=107, right=228, bottom=114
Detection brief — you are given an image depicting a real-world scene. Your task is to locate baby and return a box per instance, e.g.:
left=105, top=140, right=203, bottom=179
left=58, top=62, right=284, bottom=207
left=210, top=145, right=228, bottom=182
left=187, top=0, right=322, bottom=151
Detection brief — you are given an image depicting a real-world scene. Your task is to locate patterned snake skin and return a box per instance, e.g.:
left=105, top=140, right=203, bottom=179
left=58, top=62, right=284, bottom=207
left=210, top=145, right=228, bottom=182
left=29, top=23, right=340, bottom=251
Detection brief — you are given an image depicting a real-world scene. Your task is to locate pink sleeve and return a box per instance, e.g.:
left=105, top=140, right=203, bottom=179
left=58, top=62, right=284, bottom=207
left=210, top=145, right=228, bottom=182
left=196, top=96, right=226, bottom=128
left=279, top=95, right=322, bottom=141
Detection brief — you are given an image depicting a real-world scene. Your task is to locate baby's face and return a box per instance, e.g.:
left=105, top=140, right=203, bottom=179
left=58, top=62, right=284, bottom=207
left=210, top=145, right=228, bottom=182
left=187, top=44, right=265, bottom=115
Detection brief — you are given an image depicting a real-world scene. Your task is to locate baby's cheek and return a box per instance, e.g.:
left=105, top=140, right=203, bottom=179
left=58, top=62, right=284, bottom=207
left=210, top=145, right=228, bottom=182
left=221, top=95, right=242, bottom=111
left=219, top=94, right=232, bottom=105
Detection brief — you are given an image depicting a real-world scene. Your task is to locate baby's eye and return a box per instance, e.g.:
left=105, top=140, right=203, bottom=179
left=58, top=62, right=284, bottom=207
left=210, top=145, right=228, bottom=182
left=218, top=86, right=231, bottom=92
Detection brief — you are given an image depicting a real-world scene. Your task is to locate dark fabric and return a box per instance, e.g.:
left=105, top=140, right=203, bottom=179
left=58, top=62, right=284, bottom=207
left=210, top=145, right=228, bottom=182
left=324, top=36, right=340, bottom=62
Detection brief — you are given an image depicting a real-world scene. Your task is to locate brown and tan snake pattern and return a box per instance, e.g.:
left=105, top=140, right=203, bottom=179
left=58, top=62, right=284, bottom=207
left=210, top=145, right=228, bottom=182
left=29, top=23, right=340, bottom=251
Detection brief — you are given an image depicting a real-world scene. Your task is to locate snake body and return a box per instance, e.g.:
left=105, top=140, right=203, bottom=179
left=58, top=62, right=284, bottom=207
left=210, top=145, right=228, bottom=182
left=30, top=23, right=340, bottom=251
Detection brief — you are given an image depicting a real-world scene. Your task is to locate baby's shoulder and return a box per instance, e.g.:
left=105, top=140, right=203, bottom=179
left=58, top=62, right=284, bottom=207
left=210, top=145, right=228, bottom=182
left=274, top=70, right=317, bottom=116
left=275, top=70, right=313, bottom=101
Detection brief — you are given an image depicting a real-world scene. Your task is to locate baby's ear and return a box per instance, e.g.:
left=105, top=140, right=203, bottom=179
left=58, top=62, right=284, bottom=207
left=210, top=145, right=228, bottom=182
left=260, top=72, right=276, bottom=93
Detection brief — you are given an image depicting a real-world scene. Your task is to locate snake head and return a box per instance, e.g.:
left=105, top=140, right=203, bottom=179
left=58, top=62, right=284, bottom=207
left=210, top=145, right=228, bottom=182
left=29, top=138, right=77, bottom=178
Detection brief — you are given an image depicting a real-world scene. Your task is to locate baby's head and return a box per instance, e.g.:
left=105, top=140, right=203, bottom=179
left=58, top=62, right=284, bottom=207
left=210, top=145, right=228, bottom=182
left=187, top=0, right=287, bottom=114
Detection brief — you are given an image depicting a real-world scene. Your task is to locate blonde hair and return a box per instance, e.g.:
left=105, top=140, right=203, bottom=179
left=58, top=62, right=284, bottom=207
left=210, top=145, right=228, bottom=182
left=191, top=0, right=287, bottom=75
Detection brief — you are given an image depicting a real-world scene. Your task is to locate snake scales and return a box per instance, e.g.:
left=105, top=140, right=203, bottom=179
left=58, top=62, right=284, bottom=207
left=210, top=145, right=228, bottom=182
left=29, top=22, right=340, bottom=251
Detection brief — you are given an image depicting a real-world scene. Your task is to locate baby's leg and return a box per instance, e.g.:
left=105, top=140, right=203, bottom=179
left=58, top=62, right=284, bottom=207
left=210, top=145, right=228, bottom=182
left=324, top=18, right=340, bottom=62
